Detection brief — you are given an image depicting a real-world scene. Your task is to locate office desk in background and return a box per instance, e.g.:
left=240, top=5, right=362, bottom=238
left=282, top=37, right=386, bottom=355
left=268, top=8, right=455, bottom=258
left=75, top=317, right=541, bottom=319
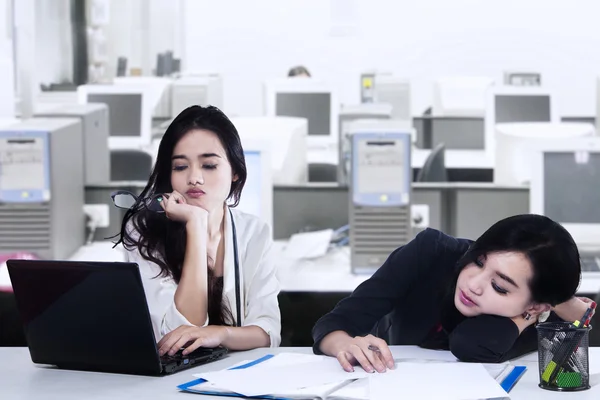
left=273, top=183, right=529, bottom=241
left=85, top=181, right=527, bottom=243
left=1, top=346, right=599, bottom=399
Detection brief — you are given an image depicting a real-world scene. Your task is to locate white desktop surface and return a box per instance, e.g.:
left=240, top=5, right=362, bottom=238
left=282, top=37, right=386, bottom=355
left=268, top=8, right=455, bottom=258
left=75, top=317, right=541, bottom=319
left=62, top=241, right=600, bottom=295
left=1, top=346, right=599, bottom=399
left=307, top=145, right=492, bottom=169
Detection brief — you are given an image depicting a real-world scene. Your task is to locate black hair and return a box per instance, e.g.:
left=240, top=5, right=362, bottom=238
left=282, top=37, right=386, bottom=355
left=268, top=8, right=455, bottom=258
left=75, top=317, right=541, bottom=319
left=115, top=105, right=247, bottom=326
left=287, top=65, right=311, bottom=77
left=454, top=214, right=581, bottom=306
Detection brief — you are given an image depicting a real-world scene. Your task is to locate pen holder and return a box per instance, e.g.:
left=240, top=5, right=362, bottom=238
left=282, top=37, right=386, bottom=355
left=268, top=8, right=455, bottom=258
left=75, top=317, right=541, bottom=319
left=536, top=321, right=592, bottom=391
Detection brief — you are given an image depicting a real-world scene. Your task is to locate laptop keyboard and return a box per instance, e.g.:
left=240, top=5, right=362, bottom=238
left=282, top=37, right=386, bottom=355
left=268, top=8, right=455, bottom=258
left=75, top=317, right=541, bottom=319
left=581, top=257, right=600, bottom=272
left=160, top=347, right=223, bottom=364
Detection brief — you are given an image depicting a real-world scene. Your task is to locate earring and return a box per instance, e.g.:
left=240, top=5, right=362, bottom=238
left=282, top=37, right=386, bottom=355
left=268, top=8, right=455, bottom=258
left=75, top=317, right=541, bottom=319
left=523, top=312, right=532, bottom=321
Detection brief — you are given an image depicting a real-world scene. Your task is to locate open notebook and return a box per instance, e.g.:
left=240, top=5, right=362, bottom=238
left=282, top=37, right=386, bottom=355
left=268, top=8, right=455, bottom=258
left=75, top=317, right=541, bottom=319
left=178, top=353, right=524, bottom=399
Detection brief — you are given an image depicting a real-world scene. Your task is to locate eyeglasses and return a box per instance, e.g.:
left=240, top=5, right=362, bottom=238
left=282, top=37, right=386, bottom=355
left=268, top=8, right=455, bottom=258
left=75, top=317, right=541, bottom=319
left=110, top=190, right=170, bottom=213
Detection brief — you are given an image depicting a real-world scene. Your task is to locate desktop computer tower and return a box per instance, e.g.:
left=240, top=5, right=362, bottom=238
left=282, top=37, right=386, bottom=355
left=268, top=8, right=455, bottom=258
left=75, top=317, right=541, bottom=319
left=0, top=118, right=85, bottom=259
left=35, top=103, right=110, bottom=185
left=349, top=131, right=413, bottom=274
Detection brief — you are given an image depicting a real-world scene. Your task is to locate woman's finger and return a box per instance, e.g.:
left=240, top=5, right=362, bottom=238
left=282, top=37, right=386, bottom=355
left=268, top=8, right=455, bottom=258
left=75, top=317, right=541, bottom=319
left=167, top=332, right=194, bottom=356
left=347, top=344, right=374, bottom=373
left=359, top=342, right=386, bottom=373
left=368, top=337, right=395, bottom=369
left=336, top=351, right=355, bottom=372
left=182, top=337, right=204, bottom=356
left=158, top=332, right=182, bottom=356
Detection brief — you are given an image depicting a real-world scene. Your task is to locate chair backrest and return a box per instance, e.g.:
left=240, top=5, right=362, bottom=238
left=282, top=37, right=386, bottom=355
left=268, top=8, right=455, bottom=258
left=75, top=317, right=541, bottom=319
left=110, top=149, right=153, bottom=181
left=308, top=163, right=338, bottom=183
left=416, top=142, right=448, bottom=182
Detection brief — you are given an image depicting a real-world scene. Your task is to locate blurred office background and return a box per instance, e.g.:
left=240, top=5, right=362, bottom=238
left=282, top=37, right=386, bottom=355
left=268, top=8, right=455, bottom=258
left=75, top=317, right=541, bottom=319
left=1, top=0, right=600, bottom=347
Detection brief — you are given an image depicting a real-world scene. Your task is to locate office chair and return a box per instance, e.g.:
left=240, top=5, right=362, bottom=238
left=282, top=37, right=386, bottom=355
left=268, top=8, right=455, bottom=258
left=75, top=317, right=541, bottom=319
left=416, top=142, right=448, bottom=182
left=110, top=149, right=153, bottom=181
left=308, top=163, right=338, bottom=183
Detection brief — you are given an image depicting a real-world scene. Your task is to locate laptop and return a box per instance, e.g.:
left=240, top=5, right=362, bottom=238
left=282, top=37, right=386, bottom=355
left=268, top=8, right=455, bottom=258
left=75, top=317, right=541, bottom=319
left=7, top=259, right=228, bottom=375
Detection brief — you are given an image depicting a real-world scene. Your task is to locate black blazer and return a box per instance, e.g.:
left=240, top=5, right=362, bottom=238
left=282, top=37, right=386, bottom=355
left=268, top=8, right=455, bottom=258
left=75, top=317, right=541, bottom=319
left=312, top=228, right=539, bottom=362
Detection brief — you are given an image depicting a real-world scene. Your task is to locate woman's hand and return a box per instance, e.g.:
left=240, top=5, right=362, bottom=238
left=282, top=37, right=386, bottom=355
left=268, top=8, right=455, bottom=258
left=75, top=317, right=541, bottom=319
left=158, top=325, right=230, bottom=356
left=160, top=191, right=208, bottom=225
left=333, top=334, right=395, bottom=373
left=552, top=297, right=596, bottom=323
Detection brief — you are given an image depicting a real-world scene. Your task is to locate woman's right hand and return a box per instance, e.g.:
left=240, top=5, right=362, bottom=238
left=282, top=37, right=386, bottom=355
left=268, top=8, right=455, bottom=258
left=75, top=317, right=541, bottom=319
left=160, top=191, right=208, bottom=226
left=333, top=334, right=395, bottom=373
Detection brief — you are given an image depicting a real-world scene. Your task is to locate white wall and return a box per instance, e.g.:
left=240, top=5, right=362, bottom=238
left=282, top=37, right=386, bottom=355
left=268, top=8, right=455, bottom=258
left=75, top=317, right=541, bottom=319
left=182, top=0, right=600, bottom=118
left=34, top=0, right=72, bottom=86
left=0, top=0, right=15, bottom=117
left=104, top=0, right=182, bottom=79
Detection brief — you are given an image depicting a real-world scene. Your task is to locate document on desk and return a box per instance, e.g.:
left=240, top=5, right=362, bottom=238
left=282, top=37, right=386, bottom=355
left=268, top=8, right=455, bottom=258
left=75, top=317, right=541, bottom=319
left=284, top=229, right=334, bottom=260
left=191, top=353, right=370, bottom=397
left=369, top=362, right=509, bottom=400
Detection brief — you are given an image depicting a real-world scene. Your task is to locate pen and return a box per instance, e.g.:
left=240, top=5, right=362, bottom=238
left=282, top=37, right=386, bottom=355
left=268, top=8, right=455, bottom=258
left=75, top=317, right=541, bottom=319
left=368, top=345, right=381, bottom=353
left=583, top=302, right=596, bottom=327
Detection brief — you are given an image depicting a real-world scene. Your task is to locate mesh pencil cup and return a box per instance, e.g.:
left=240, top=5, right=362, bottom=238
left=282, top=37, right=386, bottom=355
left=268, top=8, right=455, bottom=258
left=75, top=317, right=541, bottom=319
left=536, top=321, right=591, bottom=391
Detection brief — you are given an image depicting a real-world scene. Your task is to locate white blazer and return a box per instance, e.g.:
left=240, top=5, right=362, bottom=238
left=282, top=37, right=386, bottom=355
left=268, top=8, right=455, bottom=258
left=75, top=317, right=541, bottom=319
left=125, top=207, right=281, bottom=347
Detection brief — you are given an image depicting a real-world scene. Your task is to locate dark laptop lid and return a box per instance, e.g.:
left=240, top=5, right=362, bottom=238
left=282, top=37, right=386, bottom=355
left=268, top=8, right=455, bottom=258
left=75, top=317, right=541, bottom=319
left=7, top=260, right=162, bottom=375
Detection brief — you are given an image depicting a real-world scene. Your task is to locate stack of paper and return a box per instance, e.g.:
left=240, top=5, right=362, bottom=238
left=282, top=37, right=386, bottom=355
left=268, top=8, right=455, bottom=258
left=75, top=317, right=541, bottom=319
left=180, top=353, right=515, bottom=400
left=182, top=353, right=369, bottom=399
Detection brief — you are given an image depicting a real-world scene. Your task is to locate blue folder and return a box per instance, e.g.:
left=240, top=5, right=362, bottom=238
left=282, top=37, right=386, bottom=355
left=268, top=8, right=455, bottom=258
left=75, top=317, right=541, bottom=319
left=499, top=365, right=527, bottom=393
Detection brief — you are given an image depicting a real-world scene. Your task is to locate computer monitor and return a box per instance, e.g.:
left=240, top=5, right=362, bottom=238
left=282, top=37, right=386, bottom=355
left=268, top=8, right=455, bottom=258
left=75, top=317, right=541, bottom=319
left=113, top=76, right=172, bottom=119
left=77, top=84, right=151, bottom=150
left=234, top=141, right=273, bottom=230
left=494, top=122, right=594, bottom=185
left=373, top=76, right=411, bottom=121
left=432, top=77, right=495, bottom=117
left=231, top=116, right=308, bottom=185
left=529, top=137, right=600, bottom=249
left=264, top=79, right=338, bottom=148
left=171, top=76, right=223, bottom=117
left=485, top=86, right=558, bottom=161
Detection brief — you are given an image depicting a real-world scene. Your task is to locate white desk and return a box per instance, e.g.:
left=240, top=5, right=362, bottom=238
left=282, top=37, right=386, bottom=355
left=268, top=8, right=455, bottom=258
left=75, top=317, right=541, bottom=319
left=3, top=240, right=599, bottom=295
left=307, top=145, right=493, bottom=170
left=1, top=346, right=599, bottom=399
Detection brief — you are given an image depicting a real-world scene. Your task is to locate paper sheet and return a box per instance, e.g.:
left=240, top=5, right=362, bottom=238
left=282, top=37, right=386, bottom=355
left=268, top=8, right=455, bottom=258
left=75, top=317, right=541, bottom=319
left=391, top=346, right=458, bottom=363
left=369, top=362, right=509, bottom=400
left=284, top=229, right=334, bottom=260
left=193, top=353, right=369, bottom=397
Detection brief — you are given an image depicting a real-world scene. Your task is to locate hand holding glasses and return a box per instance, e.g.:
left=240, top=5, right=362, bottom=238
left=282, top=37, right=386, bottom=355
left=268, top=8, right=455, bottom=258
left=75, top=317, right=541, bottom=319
left=110, top=190, right=170, bottom=213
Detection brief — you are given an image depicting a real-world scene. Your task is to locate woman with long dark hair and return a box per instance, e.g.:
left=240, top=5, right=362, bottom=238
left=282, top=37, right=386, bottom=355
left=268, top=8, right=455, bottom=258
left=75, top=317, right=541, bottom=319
left=116, top=105, right=280, bottom=357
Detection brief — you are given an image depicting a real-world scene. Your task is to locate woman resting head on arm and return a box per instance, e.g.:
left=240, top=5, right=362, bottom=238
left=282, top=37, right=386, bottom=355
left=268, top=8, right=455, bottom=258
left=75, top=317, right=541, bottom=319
left=115, top=105, right=281, bottom=356
left=315, top=214, right=593, bottom=372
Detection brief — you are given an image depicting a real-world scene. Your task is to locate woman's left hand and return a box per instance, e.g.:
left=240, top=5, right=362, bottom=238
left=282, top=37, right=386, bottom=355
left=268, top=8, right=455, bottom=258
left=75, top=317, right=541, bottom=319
left=552, top=296, right=596, bottom=323
left=158, top=325, right=230, bottom=356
